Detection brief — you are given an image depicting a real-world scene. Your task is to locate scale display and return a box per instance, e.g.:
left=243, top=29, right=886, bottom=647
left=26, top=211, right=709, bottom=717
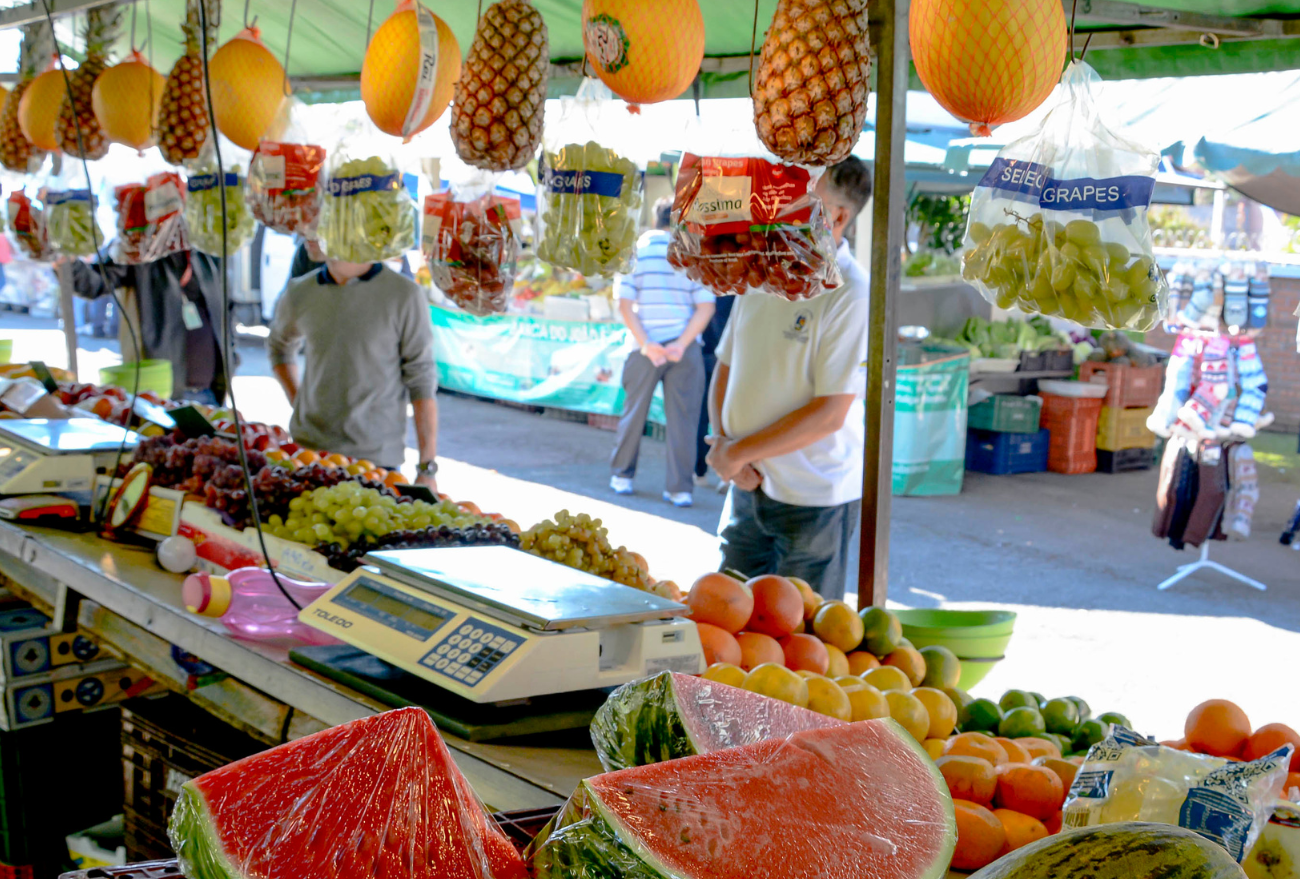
left=335, top=576, right=455, bottom=640
left=0, top=418, right=139, bottom=453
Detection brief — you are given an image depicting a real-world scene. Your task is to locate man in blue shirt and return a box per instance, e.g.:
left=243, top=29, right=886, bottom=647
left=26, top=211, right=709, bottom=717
left=610, top=200, right=715, bottom=507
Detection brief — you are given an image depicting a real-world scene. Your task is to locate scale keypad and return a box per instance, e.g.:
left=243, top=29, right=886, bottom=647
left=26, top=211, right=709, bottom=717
left=419, top=620, right=520, bottom=686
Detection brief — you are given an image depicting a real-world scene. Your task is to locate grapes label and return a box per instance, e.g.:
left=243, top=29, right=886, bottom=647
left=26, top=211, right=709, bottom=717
left=328, top=173, right=402, bottom=198
left=978, top=158, right=1155, bottom=212
left=684, top=175, right=750, bottom=225
left=46, top=190, right=91, bottom=206
left=542, top=165, right=625, bottom=198
left=187, top=173, right=241, bottom=193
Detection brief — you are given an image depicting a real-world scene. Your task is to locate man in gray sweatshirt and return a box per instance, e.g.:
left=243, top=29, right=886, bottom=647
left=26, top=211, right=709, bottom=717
left=267, top=258, right=439, bottom=490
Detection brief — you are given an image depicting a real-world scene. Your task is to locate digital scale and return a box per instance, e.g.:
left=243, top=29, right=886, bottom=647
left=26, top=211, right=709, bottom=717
left=0, top=418, right=139, bottom=495
left=299, top=545, right=704, bottom=703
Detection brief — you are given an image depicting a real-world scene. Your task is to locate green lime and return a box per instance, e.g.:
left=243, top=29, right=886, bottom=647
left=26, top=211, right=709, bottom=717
left=1066, top=696, right=1091, bottom=721
left=1043, top=732, right=1072, bottom=755
left=959, top=698, right=1004, bottom=733
left=1072, top=718, right=1109, bottom=753
left=1097, top=711, right=1131, bottom=730
left=999, top=706, right=1047, bottom=738
left=1028, top=691, right=1046, bottom=709
left=1043, top=698, right=1081, bottom=735
left=943, top=687, right=974, bottom=712
left=859, top=607, right=903, bottom=657
left=999, top=689, right=1038, bottom=712
left=919, top=646, right=962, bottom=689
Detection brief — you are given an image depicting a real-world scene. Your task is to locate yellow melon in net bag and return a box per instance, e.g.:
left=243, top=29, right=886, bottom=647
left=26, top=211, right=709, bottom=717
left=581, top=0, right=704, bottom=105
left=362, top=0, right=461, bottom=141
left=210, top=27, right=288, bottom=151
left=92, top=51, right=166, bottom=153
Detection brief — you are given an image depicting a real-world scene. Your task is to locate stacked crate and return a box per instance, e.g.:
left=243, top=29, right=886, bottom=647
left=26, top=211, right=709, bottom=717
left=1039, top=393, right=1105, bottom=474
left=1079, top=362, right=1163, bottom=473
left=964, top=395, right=1049, bottom=475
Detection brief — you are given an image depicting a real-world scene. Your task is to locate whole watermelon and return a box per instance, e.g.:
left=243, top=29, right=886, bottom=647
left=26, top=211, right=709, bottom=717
left=969, top=823, right=1247, bottom=879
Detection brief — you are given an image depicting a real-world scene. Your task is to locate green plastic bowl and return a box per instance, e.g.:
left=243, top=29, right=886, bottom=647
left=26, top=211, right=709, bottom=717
left=895, top=609, right=1016, bottom=691
left=100, top=359, right=173, bottom=400
left=0, top=339, right=11, bottom=364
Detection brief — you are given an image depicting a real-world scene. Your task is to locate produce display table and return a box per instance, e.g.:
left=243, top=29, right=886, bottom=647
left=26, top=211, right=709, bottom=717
left=0, top=520, right=599, bottom=811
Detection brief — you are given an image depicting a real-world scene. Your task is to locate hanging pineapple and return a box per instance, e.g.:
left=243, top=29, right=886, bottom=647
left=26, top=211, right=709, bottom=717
left=752, top=0, right=871, bottom=166
left=452, top=0, right=548, bottom=171
left=0, top=22, right=53, bottom=172
left=55, top=3, right=125, bottom=160
left=158, top=0, right=221, bottom=165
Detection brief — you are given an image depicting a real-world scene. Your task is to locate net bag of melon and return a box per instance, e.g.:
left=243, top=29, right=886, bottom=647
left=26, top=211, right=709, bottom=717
left=114, top=171, right=189, bottom=265
left=44, top=160, right=102, bottom=258
left=961, top=62, right=1168, bottom=331
left=666, top=154, right=842, bottom=301
left=185, top=163, right=256, bottom=256
left=423, top=181, right=523, bottom=317
left=247, top=99, right=326, bottom=236
left=7, top=190, right=50, bottom=261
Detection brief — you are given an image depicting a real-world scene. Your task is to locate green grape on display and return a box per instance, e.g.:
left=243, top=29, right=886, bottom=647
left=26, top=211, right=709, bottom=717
left=267, top=482, right=484, bottom=550
left=46, top=191, right=101, bottom=257
left=319, top=156, right=417, bottom=263
left=537, top=142, right=642, bottom=276
left=185, top=167, right=255, bottom=255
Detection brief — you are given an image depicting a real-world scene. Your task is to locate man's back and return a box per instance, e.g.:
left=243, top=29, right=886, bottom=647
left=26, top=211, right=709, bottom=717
left=619, top=230, right=709, bottom=343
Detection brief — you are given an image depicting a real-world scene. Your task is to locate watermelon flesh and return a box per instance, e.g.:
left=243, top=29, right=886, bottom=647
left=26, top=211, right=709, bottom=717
left=168, top=707, right=527, bottom=879
left=591, top=670, right=843, bottom=770
left=533, top=719, right=957, bottom=879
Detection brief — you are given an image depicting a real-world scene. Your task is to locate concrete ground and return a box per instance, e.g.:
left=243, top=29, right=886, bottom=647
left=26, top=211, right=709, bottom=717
left=7, top=312, right=1300, bottom=741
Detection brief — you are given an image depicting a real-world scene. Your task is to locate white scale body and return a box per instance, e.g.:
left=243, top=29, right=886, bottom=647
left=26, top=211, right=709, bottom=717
left=0, top=419, right=140, bottom=495
left=299, top=545, right=704, bottom=704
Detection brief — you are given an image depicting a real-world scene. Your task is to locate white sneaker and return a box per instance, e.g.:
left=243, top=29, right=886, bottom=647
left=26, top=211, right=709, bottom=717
left=610, top=476, right=634, bottom=495
left=663, top=491, right=693, bottom=508
left=692, top=473, right=712, bottom=487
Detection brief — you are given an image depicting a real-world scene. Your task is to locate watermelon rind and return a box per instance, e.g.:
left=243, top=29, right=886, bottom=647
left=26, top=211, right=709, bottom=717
left=168, top=783, right=240, bottom=879
left=591, top=671, right=694, bottom=771
left=886, top=718, right=958, bottom=879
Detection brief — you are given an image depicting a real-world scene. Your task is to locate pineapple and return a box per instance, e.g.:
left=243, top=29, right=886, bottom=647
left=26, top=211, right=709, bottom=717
left=452, top=0, right=548, bottom=172
left=56, top=3, right=125, bottom=160
left=752, top=0, right=871, bottom=166
left=157, top=0, right=221, bottom=166
left=0, top=23, right=54, bottom=173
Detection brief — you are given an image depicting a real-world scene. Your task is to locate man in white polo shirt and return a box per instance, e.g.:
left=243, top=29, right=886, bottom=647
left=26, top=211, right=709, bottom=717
left=705, top=158, right=872, bottom=599
left=610, top=199, right=716, bottom=507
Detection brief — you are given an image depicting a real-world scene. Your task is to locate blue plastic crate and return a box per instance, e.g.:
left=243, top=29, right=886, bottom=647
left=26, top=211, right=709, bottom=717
left=965, top=428, right=1050, bottom=475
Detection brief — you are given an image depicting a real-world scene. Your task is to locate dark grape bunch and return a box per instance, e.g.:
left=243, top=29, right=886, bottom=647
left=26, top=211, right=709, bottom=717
left=315, top=522, right=521, bottom=573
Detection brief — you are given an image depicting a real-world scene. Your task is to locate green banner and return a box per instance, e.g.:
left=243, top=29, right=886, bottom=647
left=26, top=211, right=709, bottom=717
left=893, top=350, right=970, bottom=496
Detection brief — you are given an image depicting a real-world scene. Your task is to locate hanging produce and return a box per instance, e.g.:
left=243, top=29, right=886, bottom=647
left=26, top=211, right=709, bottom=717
left=1, top=23, right=53, bottom=172
left=158, top=0, right=220, bottom=165
left=46, top=161, right=102, bottom=257
left=114, top=172, right=188, bottom=264
left=92, top=51, right=166, bottom=153
left=56, top=3, right=125, bottom=160
left=423, top=190, right=523, bottom=315
left=248, top=101, right=326, bottom=236
left=537, top=141, right=642, bottom=276
left=209, top=27, right=287, bottom=152
left=581, top=0, right=704, bottom=104
left=910, top=0, right=1067, bottom=136
left=452, top=0, right=548, bottom=171
left=19, top=66, right=68, bottom=153
left=319, top=145, right=417, bottom=262
left=7, top=190, right=50, bottom=261
left=361, top=0, right=461, bottom=141
left=185, top=165, right=255, bottom=255
left=752, top=0, right=870, bottom=166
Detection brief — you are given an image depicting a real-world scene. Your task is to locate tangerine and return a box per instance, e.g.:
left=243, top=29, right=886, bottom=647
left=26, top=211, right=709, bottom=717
left=789, top=576, right=821, bottom=621
left=945, top=732, right=1009, bottom=767
left=883, top=645, right=927, bottom=687
left=886, top=690, right=930, bottom=741
left=936, top=755, right=997, bottom=806
left=1017, top=737, right=1061, bottom=761
left=700, top=662, right=745, bottom=687
left=744, top=575, right=803, bottom=638
left=1286, top=771, right=1300, bottom=793
left=951, top=799, right=1006, bottom=872
left=847, top=651, right=881, bottom=675
left=995, top=764, right=1065, bottom=821
left=1043, top=811, right=1063, bottom=835
left=845, top=683, right=890, bottom=722
left=924, top=738, right=946, bottom=760
left=735, top=632, right=784, bottom=671
left=1032, top=756, right=1078, bottom=792
left=696, top=623, right=742, bottom=667
left=742, top=662, right=809, bottom=708
left=824, top=643, right=850, bottom=677
left=780, top=633, right=830, bottom=674
left=685, top=573, right=753, bottom=634
left=994, top=808, right=1049, bottom=853
left=805, top=676, right=852, bottom=720
left=913, top=687, right=959, bottom=739
left=863, top=666, right=912, bottom=693
left=995, top=737, right=1032, bottom=764
left=812, top=600, right=865, bottom=653
left=1243, top=722, right=1300, bottom=769
left=1185, top=699, right=1252, bottom=757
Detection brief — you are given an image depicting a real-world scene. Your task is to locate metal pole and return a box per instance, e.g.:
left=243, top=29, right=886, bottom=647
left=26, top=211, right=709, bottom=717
left=56, top=260, right=79, bottom=378
left=859, top=0, right=909, bottom=609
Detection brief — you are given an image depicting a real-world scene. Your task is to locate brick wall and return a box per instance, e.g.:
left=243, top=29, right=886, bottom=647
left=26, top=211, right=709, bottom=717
left=1146, top=276, right=1300, bottom=432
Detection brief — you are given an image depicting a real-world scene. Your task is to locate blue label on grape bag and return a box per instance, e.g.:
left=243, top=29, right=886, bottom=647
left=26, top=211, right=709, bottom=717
left=978, top=158, right=1155, bottom=211
left=542, top=164, right=625, bottom=198
left=187, top=173, right=240, bottom=192
left=328, top=172, right=403, bottom=198
left=46, top=189, right=91, bottom=205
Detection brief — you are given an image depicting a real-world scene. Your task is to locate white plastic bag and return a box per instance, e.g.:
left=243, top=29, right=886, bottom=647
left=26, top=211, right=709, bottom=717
left=961, top=62, right=1167, bottom=331
left=318, top=123, right=416, bottom=263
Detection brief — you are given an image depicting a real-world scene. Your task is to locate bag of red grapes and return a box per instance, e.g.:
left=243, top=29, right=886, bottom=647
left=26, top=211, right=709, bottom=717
left=248, top=100, right=326, bottom=236
left=7, top=189, right=51, bottom=261
left=666, top=154, right=841, bottom=301
left=423, top=188, right=522, bottom=317
left=114, top=172, right=189, bottom=264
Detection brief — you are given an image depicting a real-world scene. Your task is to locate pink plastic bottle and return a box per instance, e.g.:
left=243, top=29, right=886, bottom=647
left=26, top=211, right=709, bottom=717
left=183, top=568, right=340, bottom=647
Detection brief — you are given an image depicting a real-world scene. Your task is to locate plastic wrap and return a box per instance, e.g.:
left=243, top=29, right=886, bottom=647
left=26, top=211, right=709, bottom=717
left=529, top=720, right=956, bottom=879
left=168, top=707, right=528, bottom=879
left=591, top=670, right=843, bottom=771
left=1063, top=725, right=1291, bottom=863
left=248, top=100, right=326, bottom=236
left=185, top=165, right=255, bottom=255
left=319, top=144, right=416, bottom=263
left=666, top=153, right=842, bottom=300
left=423, top=188, right=522, bottom=316
left=115, top=171, right=188, bottom=264
left=961, top=62, right=1167, bottom=330
left=44, top=162, right=102, bottom=257
left=7, top=190, right=50, bottom=261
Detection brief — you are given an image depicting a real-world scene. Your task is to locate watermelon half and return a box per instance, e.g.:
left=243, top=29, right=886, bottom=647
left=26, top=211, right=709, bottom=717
left=168, top=707, right=527, bottom=879
left=591, top=670, right=844, bottom=770
left=534, top=719, right=957, bottom=879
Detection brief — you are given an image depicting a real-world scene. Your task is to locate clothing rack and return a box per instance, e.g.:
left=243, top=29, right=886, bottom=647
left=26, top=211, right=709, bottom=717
left=1157, top=542, right=1267, bottom=592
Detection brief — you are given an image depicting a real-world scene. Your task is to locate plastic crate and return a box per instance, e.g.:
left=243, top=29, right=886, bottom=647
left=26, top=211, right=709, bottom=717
left=1096, top=405, right=1156, bottom=451
left=965, top=429, right=1049, bottom=475
left=1097, top=447, right=1155, bottom=473
left=1078, top=361, right=1164, bottom=409
left=968, top=395, right=1042, bottom=433
left=1018, top=348, right=1074, bottom=373
left=1040, top=393, right=1103, bottom=474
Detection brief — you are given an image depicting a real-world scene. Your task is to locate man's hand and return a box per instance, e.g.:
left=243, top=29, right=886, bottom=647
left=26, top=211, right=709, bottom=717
left=705, top=434, right=749, bottom=482
left=642, top=342, right=668, bottom=367
left=664, top=340, right=686, bottom=363
left=731, top=464, right=762, bottom=491
left=414, top=472, right=438, bottom=493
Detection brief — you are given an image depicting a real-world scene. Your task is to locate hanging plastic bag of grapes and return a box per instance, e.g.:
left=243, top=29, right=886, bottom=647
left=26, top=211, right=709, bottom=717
left=423, top=164, right=523, bottom=317
left=318, top=118, right=417, bottom=263
left=8, top=188, right=51, bottom=262
left=961, top=61, right=1167, bottom=331
left=535, top=78, right=643, bottom=277
left=114, top=171, right=189, bottom=264
left=44, top=158, right=103, bottom=258
left=248, top=98, right=327, bottom=237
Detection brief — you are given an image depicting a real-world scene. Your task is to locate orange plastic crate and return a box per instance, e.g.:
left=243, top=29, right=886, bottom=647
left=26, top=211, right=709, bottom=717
left=1040, top=394, right=1103, bottom=473
left=1078, top=362, right=1164, bottom=409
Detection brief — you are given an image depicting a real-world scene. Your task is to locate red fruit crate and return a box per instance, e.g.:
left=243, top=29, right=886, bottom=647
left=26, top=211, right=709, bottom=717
left=1040, top=393, right=1103, bottom=474
left=1078, top=362, right=1164, bottom=409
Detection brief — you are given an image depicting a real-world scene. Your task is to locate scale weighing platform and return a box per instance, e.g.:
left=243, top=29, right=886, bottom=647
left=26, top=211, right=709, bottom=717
left=0, top=419, right=139, bottom=495
left=299, top=545, right=703, bottom=703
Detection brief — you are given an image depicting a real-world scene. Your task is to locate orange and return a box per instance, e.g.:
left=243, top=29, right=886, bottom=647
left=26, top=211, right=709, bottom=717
left=293, top=449, right=320, bottom=464
left=812, top=600, right=865, bottom=653
left=936, top=755, right=997, bottom=806
left=805, top=676, right=852, bottom=720
left=913, top=687, right=959, bottom=739
left=1032, top=756, right=1078, bottom=793
left=847, top=651, right=881, bottom=675
left=863, top=666, right=912, bottom=693
left=744, top=575, right=803, bottom=638
left=1243, top=723, right=1300, bottom=769
left=945, top=732, right=1009, bottom=766
left=845, top=683, right=890, bottom=722
left=951, top=799, right=1006, bottom=872
left=995, top=737, right=1032, bottom=764
left=1043, top=811, right=1063, bottom=835
left=700, top=662, right=745, bottom=687
left=824, top=643, right=850, bottom=677
left=994, top=808, right=1049, bottom=853
left=1017, top=737, right=1061, bottom=761
left=780, top=633, right=830, bottom=675
left=383, top=471, right=408, bottom=488
left=789, top=576, right=821, bottom=621
left=883, top=646, right=927, bottom=687
left=696, top=623, right=742, bottom=667
left=995, top=764, right=1065, bottom=821
left=685, top=573, right=753, bottom=634
left=1185, top=699, right=1252, bottom=757
left=887, top=690, right=931, bottom=742
left=324, top=453, right=351, bottom=467
left=1161, top=738, right=1192, bottom=751
left=1286, top=771, right=1300, bottom=793
left=735, top=632, right=784, bottom=671
left=742, top=662, right=809, bottom=708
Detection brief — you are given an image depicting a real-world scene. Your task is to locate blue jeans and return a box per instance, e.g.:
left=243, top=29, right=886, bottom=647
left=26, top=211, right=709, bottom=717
left=718, top=485, right=860, bottom=601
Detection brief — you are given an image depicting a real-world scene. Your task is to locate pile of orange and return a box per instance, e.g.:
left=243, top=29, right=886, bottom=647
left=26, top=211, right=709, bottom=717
left=1164, top=699, right=1300, bottom=791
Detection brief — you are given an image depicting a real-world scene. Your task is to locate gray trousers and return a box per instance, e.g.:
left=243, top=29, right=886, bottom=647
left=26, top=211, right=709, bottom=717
left=610, top=345, right=705, bottom=494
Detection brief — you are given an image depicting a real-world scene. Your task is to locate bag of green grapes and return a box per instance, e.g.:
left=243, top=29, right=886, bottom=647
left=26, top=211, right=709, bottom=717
left=185, top=165, right=255, bottom=256
left=318, top=126, right=417, bottom=263
left=961, top=61, right=1167, bottom=331
left=44, top=159, right=103, bottom=258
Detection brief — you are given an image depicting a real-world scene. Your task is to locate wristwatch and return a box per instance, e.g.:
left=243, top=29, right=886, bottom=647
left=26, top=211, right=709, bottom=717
left=416, top=459, right=438, bottom=477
